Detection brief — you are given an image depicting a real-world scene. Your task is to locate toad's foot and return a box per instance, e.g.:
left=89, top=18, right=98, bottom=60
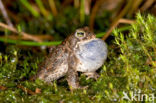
left=84, top=72, right=100, bottom=80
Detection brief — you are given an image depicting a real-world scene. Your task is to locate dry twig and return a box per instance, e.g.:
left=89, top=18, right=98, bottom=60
left=118, top=19, right=135, bottom=24
left=48, top=0, right=58, bottom=16
left=0, top=0, right=13, bottom=27
left=84, top=0, right=91, bottom=15
left=89, top=0, right=103, bottom=30
left=0, top=22, right=42, bottom=42
left=0, top=85, right=7, bottom=90
left=140, top=0, right=155, bottom=12
left=0, top=34, right=53, bottom=41
left=102, top=0, right=134, bottom=40
left=17, top=85, right=36, bottom=95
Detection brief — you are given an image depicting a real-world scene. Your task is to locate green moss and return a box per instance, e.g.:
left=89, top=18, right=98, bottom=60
left=0, top=13, right=156, bottom=102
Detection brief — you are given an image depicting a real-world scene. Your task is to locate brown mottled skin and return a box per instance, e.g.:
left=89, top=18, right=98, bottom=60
left=32, top=27, right=100, bottom=90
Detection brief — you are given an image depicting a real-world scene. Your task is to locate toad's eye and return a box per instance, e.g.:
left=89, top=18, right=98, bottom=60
left=75, top=31, right=85, bottom=38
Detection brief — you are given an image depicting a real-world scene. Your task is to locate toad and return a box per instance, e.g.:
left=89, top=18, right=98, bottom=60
left=32, top=27, right=108, bottom=90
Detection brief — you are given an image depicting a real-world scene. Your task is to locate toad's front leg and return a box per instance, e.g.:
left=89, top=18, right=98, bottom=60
left=66, top=55, right=87, bottom=90
left=66, top=68, right=88, bottom=90
left=66, top=68, right=79, bottom=90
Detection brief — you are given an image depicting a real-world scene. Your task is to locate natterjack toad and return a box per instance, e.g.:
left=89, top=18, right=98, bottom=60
left=32, top=27, right=108, bottom=90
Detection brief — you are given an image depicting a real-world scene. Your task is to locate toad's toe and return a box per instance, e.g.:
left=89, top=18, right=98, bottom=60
left=84, top=72, right=100, bottom=80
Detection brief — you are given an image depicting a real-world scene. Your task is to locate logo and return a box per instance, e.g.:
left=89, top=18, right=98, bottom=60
left=122, top=89, right=155, bottom=101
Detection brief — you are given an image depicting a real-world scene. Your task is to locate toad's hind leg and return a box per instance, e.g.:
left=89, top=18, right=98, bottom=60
left=37, top=64, right=68, bottom=84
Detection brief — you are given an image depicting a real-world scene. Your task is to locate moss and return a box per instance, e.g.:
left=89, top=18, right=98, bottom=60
left=0, top=13, right=156, bottom=102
